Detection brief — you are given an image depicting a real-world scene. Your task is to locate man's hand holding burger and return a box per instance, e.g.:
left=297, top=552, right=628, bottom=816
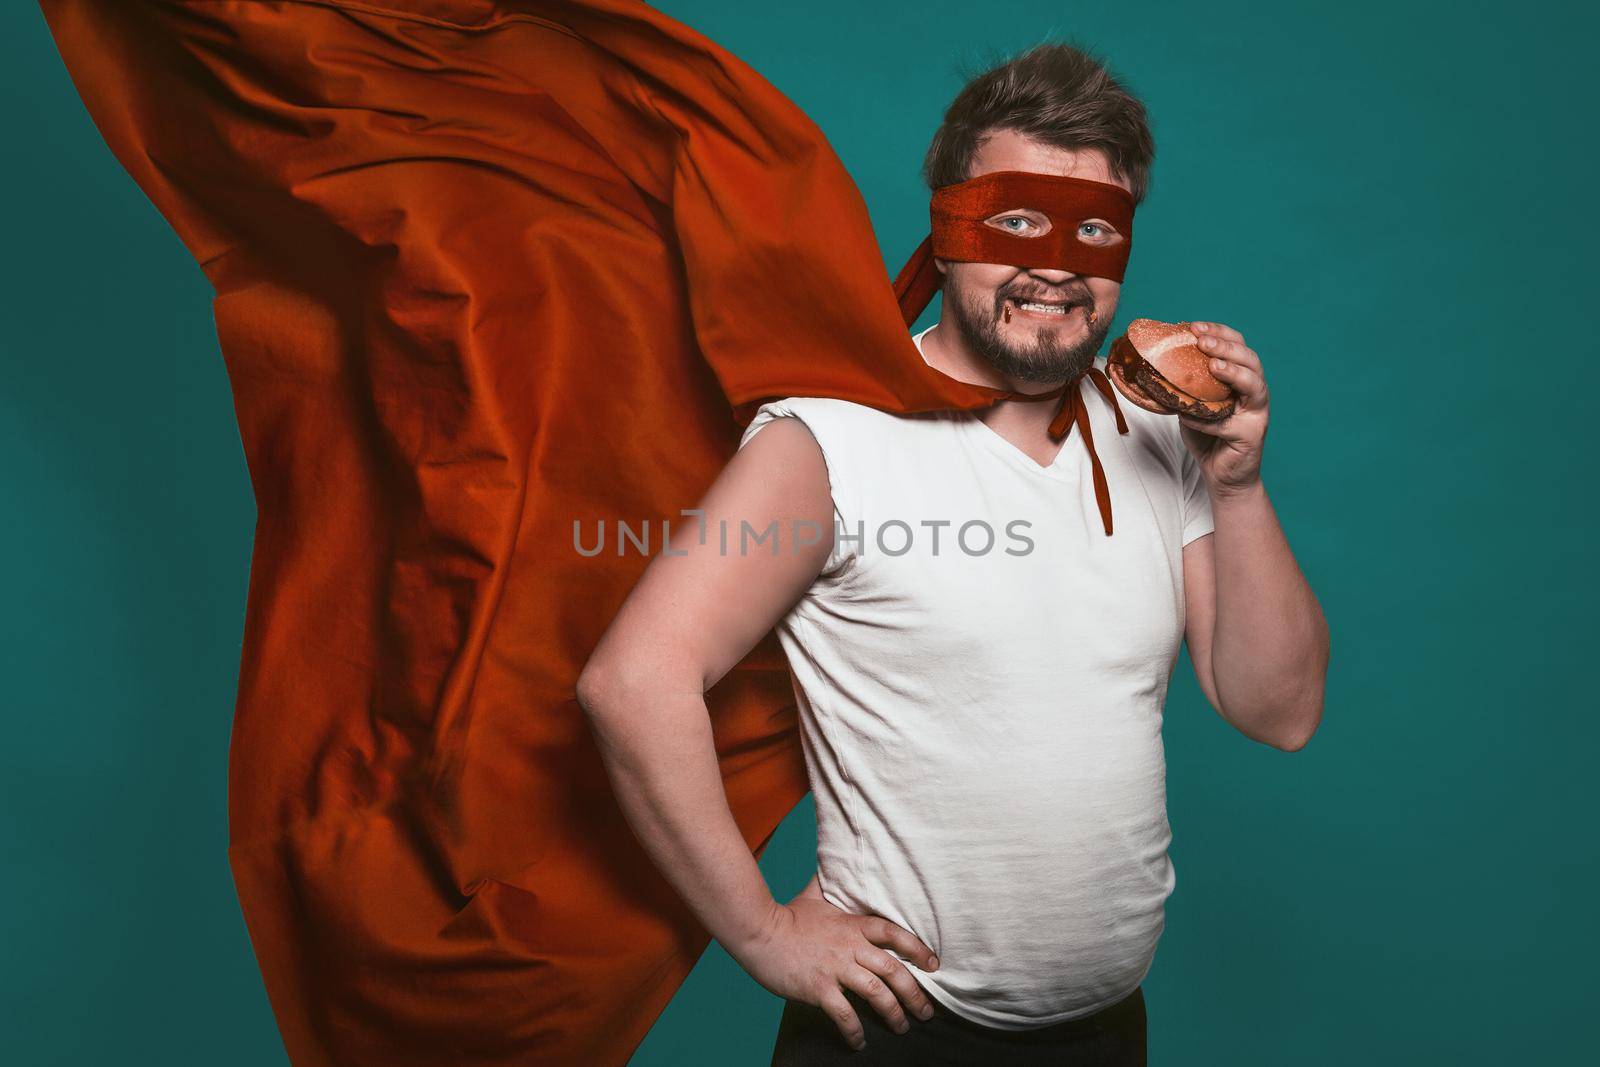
left=1103, top=316, right=1268, bottom=496
left=1176, top=320, right=1268, bottom=497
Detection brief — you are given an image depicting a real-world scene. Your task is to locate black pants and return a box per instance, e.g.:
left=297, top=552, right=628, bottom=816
left=770, top=984, right=1147, bottom=1065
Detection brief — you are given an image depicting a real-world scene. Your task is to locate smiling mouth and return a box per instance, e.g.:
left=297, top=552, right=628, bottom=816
left=1002, top=297, right=1087, bottom=323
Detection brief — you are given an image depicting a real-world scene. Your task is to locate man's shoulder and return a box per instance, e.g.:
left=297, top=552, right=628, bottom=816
left=754, top=395, right=923, bottom=421
left=744, top=395, right=946, bottom=442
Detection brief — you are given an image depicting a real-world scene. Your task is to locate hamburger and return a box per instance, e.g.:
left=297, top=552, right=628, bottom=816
left=1106, top=318, right=1237, bottom=421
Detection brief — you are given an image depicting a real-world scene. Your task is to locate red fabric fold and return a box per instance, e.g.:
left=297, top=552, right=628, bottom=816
left=39, top=1, right=1127, bottom=1062
left=892, top=232, right=943, bottom=327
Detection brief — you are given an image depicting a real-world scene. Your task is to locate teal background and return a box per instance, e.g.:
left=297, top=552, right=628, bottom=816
left=6, top=0, right=1594, bottom=1062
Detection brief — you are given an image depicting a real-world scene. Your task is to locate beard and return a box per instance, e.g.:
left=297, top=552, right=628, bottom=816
left=945, top=277, right=1113, bottom=384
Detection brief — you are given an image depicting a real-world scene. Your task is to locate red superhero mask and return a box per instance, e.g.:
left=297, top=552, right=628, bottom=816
left=893, top=170, right=1136, bottom=325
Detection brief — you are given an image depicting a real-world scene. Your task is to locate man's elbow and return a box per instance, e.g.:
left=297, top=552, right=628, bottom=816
left=1275, top=715, right=1319, bottom=752
left=575, top=654, right=626, bottom=721
left=1272, top=686, right=1325, bottom=752
left=577, top=650, right=695, bottom=723
left=1278, top=625, right=1331, bottom=751
left=1219, top=672, right=1325, bottom=752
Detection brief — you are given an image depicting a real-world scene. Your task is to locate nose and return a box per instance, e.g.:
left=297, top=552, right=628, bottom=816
left=1025, top=266, right=1077, bottom=285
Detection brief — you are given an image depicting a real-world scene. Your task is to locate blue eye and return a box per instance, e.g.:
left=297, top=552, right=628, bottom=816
left=985, top=212, right=1049, bottom=237
left=1079, top=222, right=1102, bottom=237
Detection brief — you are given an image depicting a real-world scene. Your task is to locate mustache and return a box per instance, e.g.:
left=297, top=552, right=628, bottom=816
left=996, top=284, right=1095, bottom=309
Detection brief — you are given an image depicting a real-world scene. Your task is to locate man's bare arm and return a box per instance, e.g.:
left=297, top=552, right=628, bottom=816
left=1182, top=486, right=1330, bottom=750
left=576, top=417, right=938, bottom=1049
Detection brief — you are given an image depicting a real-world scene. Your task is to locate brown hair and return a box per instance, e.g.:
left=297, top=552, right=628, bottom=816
left=922, top=42, right=1154, bottom=204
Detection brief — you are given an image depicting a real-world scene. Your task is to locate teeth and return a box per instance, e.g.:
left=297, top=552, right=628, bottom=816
left=1017, top=301, right=1068, bottom=315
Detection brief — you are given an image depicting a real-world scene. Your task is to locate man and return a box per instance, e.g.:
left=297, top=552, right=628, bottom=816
left=578, top=42, right=1329, bottom=1063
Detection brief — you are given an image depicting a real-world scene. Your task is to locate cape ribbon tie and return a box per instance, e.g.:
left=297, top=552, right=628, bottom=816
left=893, top=234, right=1131, bottom=536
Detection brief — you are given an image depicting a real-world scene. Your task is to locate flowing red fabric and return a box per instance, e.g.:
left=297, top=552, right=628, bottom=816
left=38, top=1, right=1025, bottom=1062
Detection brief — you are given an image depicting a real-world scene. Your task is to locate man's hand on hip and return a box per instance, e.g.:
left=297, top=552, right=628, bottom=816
left=728, top=877, right=941, bottom=1052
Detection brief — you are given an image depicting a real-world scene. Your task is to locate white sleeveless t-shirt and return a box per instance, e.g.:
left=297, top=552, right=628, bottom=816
left=735, top=325, right=1215, bottom=1028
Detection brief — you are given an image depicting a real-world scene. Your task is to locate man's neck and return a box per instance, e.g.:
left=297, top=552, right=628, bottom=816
left=918, top=320, right=1074, bottom=465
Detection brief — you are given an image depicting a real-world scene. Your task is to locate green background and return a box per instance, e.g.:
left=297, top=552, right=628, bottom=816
left=6, top=1, right=1593, bottom=1062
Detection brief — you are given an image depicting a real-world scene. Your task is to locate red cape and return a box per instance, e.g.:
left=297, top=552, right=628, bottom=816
left=40, top=1, right=1007, bottom=1062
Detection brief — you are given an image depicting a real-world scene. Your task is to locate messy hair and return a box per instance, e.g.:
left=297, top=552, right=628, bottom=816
left=922, top=41, right=1155, bottom=204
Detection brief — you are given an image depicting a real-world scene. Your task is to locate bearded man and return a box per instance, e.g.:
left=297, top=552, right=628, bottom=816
left=579, top=42, right=1329, bottom=1065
